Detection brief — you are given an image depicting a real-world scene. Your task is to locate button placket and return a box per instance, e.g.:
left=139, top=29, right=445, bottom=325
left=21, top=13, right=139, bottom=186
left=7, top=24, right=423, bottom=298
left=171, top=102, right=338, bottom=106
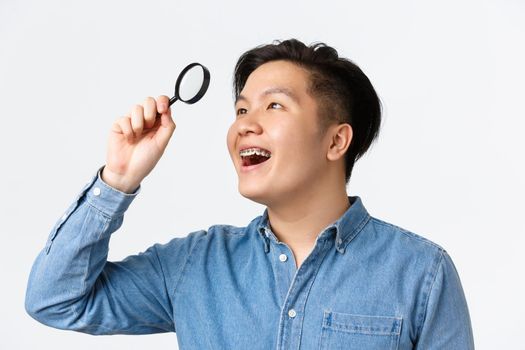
left=275, top=237, right=332, bottom=350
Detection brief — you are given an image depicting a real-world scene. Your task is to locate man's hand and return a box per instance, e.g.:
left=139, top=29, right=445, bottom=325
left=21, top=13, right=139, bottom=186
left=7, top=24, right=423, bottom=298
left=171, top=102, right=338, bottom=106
left=101, top=95, right=176, bottom=193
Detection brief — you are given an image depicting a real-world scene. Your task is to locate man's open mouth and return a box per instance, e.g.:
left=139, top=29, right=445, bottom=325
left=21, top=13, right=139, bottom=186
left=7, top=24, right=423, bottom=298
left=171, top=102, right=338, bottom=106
left=240, top=147, right=271, bottom=167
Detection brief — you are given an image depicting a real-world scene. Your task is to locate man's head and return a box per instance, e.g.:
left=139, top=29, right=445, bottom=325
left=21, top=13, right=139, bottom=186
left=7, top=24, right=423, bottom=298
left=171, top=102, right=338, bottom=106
left=226, top=39, right=381, bottom=206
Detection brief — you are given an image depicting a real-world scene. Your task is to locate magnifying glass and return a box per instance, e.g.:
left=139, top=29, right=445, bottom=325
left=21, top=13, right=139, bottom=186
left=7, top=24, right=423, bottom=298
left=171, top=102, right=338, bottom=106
left=157, top=62, right=210, bottom=118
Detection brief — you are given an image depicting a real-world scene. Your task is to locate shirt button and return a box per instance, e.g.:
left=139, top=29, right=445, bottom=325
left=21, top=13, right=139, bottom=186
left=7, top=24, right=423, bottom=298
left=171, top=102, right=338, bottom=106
left=279, top=254, right=288, bottom=262
left=288, top=309, right=296, bottom=318
left=93, top=187, right=101, bottom=196
left=337, top=238, right=343, bottom=245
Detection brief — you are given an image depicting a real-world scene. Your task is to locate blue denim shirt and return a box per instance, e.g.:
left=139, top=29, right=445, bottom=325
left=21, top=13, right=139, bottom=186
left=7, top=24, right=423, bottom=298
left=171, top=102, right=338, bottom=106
left=25, top=165, right=475, bottom=349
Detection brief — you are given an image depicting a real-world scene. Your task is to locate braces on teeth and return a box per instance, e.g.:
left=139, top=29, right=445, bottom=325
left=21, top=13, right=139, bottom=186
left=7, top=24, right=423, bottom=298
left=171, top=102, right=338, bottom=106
left=239, top=148, right=271, bottom=158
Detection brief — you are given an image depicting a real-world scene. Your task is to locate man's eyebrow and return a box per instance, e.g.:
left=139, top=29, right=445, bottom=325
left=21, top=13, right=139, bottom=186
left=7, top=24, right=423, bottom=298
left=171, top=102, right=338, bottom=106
left=235, top=87, right=299, bottom=105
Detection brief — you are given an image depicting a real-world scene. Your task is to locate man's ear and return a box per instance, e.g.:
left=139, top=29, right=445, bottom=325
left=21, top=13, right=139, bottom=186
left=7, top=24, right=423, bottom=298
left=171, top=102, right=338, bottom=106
left=327, top=123, right=353, bottom=161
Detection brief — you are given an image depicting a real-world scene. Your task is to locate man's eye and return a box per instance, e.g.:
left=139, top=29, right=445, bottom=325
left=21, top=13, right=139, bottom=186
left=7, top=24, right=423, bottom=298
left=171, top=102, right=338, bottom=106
left=236, top=108, right=247, bottom=115
left=268, top=102, right=282, bottom=110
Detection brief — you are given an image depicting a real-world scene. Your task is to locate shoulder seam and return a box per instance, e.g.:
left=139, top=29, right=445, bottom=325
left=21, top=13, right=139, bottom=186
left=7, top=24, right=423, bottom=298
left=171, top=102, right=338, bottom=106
left=208, top=224, right=246, bottom=236
left=152, top=244, right=176, bottom=332
left=369, top=217, right=445, bottom=251
left=416, top=249, right=445, bottom=338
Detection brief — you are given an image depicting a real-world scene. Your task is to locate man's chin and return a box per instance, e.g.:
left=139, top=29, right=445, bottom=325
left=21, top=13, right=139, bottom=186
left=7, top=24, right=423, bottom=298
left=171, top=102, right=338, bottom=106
left=238, top=185, right=269, bottom=206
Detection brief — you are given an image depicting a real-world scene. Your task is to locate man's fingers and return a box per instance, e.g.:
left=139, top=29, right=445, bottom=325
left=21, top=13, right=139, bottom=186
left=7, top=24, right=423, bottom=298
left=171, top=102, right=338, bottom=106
left=157, top=95, right=170, bottom=114
left=143, top=97, right=157, bottom=129
left=130, top=104, right=144, bottom=137
left=118, top=116, right=134, bottom=142
left=111, top=119, right=123, bottom=134
left=113, top=96, right=172, bottom=144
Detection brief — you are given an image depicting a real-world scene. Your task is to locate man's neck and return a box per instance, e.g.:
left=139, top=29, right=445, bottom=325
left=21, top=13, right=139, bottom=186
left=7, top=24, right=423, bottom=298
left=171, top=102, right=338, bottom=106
left=266, top=184, right=351, bottom=265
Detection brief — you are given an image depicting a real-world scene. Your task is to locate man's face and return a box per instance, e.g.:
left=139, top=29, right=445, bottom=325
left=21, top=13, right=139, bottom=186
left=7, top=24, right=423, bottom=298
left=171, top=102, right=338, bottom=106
left=227, top=60, right=331, bottom=206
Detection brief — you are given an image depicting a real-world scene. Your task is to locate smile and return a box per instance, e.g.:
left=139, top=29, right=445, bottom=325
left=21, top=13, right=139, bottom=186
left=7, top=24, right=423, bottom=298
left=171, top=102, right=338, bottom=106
left=240, top=147, right=271, bottom=167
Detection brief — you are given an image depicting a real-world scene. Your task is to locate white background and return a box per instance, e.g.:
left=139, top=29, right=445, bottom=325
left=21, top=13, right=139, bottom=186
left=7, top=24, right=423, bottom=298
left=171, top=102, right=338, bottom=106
left=1, top=0, right=524, bottom=349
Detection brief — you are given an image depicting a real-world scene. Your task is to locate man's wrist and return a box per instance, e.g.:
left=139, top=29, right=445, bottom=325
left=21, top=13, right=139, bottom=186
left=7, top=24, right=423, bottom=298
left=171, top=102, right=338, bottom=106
left=100, top=166, right=140, bottom=194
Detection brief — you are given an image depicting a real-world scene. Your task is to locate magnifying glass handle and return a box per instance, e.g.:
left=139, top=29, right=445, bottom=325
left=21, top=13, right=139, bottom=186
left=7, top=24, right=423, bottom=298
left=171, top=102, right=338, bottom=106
left=169, top=96, right=178, bottom=106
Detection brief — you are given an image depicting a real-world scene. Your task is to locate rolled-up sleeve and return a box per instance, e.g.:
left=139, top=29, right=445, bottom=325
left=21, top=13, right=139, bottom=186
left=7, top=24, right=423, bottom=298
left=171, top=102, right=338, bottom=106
left=25, top=165, right=174, bottom=335
left=415, top=250, right=475, bottom=349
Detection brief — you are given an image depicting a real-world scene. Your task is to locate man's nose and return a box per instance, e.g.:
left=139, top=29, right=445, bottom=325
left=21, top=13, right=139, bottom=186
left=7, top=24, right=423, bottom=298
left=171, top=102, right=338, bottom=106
left=237, top=113, right=263, bottom=136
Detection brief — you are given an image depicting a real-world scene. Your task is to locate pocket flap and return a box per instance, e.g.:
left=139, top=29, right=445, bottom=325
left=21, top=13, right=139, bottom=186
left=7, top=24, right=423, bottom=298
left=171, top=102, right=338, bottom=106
left=323, top=310, right=402, bottom=336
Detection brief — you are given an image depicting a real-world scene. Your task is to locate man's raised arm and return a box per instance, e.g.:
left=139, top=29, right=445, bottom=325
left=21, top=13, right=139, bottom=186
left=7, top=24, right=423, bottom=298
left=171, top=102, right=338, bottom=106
left=25, top=95, right=178, bottom=334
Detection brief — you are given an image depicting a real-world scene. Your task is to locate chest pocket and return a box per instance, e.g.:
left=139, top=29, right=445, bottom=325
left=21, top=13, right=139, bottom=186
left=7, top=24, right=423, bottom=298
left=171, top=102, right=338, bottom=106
left=319, top=310, right=402, bottom=350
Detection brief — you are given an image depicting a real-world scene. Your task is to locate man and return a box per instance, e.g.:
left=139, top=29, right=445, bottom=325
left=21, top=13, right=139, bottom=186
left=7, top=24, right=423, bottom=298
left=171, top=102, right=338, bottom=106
left=25, top=39, right=475, bottom=349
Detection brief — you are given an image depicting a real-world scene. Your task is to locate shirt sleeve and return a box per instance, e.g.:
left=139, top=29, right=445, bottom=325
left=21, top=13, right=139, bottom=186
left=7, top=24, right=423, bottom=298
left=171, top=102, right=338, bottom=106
left=415, top=250, right=475, bottom=349
left=25, top=165, right=175, bottom=335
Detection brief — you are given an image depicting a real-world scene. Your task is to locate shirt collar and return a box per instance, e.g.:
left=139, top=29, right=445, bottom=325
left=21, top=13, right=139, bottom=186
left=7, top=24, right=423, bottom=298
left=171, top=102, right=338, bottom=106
left=256, top=195, right=370, bottom=254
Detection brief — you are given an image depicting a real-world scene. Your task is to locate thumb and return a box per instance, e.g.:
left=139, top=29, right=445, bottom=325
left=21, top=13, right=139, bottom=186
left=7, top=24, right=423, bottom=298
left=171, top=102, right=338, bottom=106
left=154, top=110, right=176, bottom=150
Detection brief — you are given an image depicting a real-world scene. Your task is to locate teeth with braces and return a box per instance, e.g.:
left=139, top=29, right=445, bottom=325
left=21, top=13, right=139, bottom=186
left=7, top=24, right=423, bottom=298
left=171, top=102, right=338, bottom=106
left=239, top=147, right=271, bottom=158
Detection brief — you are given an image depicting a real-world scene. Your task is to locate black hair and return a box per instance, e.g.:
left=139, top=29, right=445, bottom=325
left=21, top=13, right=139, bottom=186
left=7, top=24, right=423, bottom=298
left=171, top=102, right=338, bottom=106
left=233, top=38, right=382, bottom=184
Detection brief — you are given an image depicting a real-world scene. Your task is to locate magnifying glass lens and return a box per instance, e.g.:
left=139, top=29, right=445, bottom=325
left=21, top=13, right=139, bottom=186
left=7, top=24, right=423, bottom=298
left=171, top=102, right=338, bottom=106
left=178, top=66, right=205, bottom=102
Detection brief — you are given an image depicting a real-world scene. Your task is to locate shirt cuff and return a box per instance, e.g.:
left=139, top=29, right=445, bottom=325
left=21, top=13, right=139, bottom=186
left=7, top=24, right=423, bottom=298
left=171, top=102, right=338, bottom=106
left=84, top=165, right=141, bottom=217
